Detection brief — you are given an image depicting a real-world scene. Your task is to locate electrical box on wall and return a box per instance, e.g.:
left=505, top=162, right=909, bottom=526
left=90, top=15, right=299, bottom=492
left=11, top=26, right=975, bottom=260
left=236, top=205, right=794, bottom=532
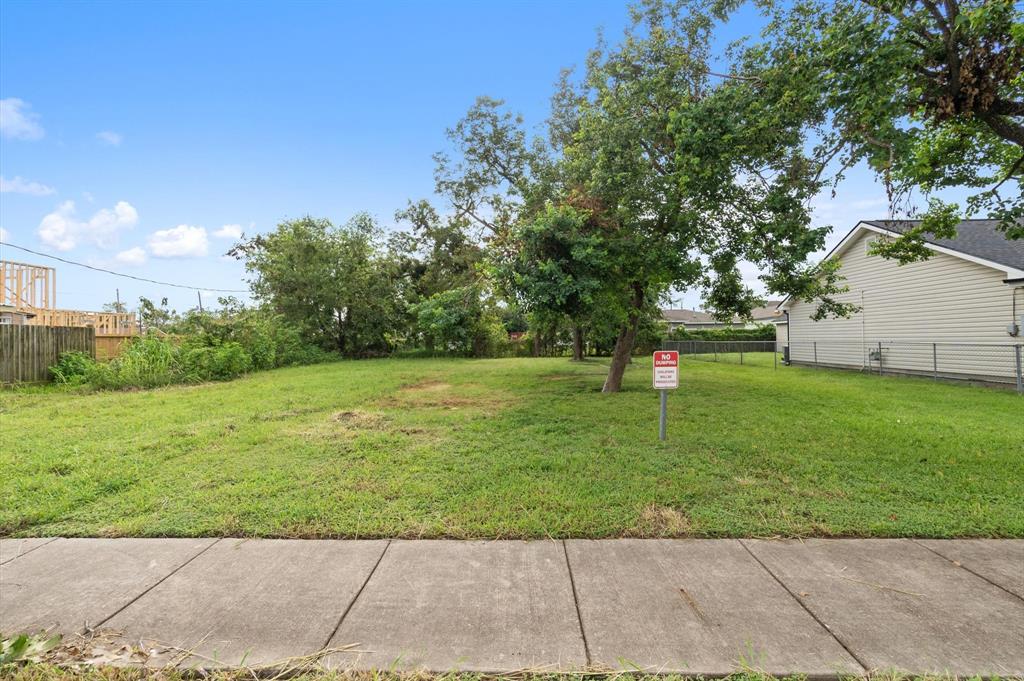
left=1011, top=316, right=1024, bottom=337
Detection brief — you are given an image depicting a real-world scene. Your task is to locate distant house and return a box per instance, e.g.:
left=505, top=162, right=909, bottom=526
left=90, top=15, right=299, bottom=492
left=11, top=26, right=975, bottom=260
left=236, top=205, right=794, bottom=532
left=662, top=301, right=783, bottom=333
left=778, top=219, right=1024, bottom=382
left=0, top=304, right=36, bottom=325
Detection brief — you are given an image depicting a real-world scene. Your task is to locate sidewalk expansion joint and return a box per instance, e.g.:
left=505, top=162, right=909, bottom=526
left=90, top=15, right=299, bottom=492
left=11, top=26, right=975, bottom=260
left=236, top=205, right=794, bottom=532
left=91, top=538, right=223, bottom=632
left=738, top=539, right=870, bottom=674
left=0, top=537, right=60, bottom=566
left=910, top=538, right=1024, bottom=604
left=321, top=539, right=391, bottom=650
left=561, top=539, right=592, bottom=667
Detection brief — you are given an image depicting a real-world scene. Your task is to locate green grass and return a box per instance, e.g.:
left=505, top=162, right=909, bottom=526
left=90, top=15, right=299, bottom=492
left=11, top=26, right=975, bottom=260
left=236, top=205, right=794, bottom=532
left=1, top=357, right=1021, bottom=539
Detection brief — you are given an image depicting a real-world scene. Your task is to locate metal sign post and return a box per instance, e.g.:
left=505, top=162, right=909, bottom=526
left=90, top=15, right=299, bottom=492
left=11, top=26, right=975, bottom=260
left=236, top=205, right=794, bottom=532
left=652, top=351, right=679, bottom=440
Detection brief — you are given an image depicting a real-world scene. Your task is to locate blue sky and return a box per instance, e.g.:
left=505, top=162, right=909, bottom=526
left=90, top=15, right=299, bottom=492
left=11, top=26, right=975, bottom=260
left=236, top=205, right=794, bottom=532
left=2, top=0, right=901, bottom=313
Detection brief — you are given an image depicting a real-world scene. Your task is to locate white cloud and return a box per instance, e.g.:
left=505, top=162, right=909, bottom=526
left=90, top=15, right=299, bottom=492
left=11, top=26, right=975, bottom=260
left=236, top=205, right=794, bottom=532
left=213, top=224, right=243, bottom=239
left=0, top=227, right=9, bottom=241
left=0, top=175, right=56, bottom=196
left=0, top=98, right=44, bottom=140
left=148, top=224, right=209, bottom=258
left=96, top=130, right=123, bottom=146
left=38, top=200, right=139, bottom=251
left=115, top=246, right=147, bottom=266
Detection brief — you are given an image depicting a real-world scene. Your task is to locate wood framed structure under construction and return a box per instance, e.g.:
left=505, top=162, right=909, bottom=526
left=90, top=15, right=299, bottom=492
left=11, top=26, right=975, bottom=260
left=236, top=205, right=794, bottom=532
left=1, top=259, right=56, bottom=311
left=0, top=259, right=137, bottom=338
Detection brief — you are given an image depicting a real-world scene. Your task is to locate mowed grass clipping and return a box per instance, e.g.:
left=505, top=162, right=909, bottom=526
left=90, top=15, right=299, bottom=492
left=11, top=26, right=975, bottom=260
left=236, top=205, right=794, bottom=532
left=1, top=356, right=1022, bottom=539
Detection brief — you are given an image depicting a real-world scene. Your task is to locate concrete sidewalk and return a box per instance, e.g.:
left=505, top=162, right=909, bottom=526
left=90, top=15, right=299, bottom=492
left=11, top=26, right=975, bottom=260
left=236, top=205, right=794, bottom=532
left=1, top=537, right=1021, bottom=677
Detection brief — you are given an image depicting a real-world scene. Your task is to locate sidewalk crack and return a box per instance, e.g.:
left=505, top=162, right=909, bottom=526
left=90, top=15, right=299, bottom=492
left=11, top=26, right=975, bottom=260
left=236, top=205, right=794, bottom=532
left=910, top=539, right=1024, bottom=604
left=92, top=538, right=222, bottom=632
left=322, top=539, right=391, bottom=649
left=0, top=536, right=60, bottom=565
left=739, top=539, right=870, bottom=675
left=561, top=539, right=592, bottom=667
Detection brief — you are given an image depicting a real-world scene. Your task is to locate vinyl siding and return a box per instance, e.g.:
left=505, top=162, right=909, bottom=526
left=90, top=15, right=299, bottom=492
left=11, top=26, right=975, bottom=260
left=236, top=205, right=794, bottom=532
left=775, top=322, right=788, bottom=345
left=786, top=229, right=1022, bottom=380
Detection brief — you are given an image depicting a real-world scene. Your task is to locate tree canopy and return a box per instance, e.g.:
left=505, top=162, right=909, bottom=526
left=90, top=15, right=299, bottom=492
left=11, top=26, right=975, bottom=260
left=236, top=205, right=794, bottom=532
left=230, top=215, right=405, bottom=357
left=436, top=1, right=853, bottom=390
left=742, top=0, right=1022, bottom=259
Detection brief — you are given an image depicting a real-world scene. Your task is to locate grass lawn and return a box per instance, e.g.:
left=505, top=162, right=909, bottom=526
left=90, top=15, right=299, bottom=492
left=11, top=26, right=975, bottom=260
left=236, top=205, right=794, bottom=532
left=1, top=356, right=1021, bottom=539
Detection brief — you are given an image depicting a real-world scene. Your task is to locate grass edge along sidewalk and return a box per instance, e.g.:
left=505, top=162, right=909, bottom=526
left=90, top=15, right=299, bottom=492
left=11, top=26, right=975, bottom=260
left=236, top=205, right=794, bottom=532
left=2, top=357, right=1022, bottom=539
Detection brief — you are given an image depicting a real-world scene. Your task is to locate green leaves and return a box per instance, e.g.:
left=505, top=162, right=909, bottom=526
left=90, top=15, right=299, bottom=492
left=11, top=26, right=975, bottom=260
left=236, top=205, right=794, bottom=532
left=750, top=0, right=1023, bottom=240
left=490, top=204, right=609, bottom=322
left=409, top=284, right=506, bottom=357
left=231, top=215, right=405, bottom=356
left=0, top=633, right=61, bottom=665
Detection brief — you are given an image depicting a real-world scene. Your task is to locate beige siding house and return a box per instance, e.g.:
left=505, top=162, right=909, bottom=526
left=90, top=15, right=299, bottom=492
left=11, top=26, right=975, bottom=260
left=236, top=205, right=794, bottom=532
left=779, top=220, right=1024, bottom=382
left=663, top=302, right=783, bottom=333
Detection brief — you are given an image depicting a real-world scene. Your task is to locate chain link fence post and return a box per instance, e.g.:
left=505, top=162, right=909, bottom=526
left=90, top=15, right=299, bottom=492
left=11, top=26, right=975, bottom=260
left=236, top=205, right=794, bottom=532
left=1015, top=344, right=1023, bottom=394
left=933, top=343, right=938, bottom=381
left=878, top=341, right=883, bottom=376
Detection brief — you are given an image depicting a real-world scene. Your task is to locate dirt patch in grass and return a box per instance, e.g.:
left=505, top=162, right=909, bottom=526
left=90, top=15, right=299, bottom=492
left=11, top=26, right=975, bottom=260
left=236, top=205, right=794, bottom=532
left=627, top=504, right=694, bottom=537
left=251, top=406, right=320, bottom=422
left=289, top=409, right=391, bottom=443
left=379, top=380, right=508, bottom=411
left=292, top=409, right=444, bottom=445
left=332, top=410, right=389, bottom=428
left=399, top=379, right=453, bottom=392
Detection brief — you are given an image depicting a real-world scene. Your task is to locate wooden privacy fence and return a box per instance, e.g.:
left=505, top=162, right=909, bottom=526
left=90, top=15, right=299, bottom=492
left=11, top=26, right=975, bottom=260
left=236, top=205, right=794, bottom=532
left=0, top=325, right=95, bottom=384
left=95, top=334, right=134, bottom=360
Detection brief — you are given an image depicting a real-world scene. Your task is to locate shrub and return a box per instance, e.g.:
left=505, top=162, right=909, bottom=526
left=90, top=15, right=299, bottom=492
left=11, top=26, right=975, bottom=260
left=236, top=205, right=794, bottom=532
left=88, top=337, right=182, bottom=389
left=410, top=285, right=508, bottom=357
left=49, top=351, right=96, bottom=385
left=169, top=305, right=334, bottom=369
left=48, top=304, right=335, bottom=391
left=668, top=324, right=777, bottom=342
left=181, top=342, right=253, bottom=381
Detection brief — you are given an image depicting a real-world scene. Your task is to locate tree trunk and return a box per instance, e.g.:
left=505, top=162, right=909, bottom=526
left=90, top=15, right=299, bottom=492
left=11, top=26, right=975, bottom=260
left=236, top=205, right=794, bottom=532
left=602, top=284, right=644, bottom=393
left=336, top=310, right=346, bottom=355
left=571, top=325, right=584, bottom=361
left=532, top=331, right=541, bottom=357
left=602, top=319, right=638, bottom=392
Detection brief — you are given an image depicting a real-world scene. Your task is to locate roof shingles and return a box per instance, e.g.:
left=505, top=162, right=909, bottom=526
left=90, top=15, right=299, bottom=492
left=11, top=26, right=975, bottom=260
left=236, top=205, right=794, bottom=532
left=864, top=219, right=1024, bottom=270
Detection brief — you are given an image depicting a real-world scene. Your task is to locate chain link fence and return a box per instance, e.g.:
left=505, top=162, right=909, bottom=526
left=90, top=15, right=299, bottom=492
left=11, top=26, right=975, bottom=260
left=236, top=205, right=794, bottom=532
left=661, top=339, right=1024, bottom=393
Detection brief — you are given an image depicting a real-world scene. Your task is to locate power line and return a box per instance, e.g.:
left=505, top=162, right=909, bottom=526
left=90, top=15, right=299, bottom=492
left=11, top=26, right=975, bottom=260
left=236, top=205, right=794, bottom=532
left=0, top=241, right=250, bottom=293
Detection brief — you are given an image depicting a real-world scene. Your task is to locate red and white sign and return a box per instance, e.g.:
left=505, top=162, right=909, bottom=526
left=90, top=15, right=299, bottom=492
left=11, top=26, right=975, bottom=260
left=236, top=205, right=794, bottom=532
left=652, top=351, right=679, bottom=389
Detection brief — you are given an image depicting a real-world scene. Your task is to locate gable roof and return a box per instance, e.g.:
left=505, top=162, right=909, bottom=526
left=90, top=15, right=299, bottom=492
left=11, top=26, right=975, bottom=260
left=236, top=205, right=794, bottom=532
left=662, top=301, right=783, bottom=324
left=862, top=219, right=1024, bottom=271
left=778, top=219, right=1024, bottom=310
left=662, top=308, right=717, bottom=324
left=749, top=302, right=784, bottom=321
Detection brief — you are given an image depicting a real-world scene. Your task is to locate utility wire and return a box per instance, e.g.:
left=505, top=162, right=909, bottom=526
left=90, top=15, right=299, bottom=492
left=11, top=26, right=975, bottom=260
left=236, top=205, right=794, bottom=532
left=0, top=240, right=250, bottom=293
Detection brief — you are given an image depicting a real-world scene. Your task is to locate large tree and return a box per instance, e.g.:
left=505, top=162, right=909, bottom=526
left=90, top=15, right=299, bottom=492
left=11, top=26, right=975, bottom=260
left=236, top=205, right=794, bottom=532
left=744, top=0, right=1023, bottom=258
left=436, top=1, right=850, bottom=391
left=230, top=214, right=404, bottom=357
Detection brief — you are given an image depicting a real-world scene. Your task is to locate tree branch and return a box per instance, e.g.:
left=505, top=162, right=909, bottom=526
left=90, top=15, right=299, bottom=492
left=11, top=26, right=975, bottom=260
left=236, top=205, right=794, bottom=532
left=978, top=110, right=1024, bottom=148
left=990, top=155, right=1024, bottom=193
left=991, top=99, right=1024, bottom=117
